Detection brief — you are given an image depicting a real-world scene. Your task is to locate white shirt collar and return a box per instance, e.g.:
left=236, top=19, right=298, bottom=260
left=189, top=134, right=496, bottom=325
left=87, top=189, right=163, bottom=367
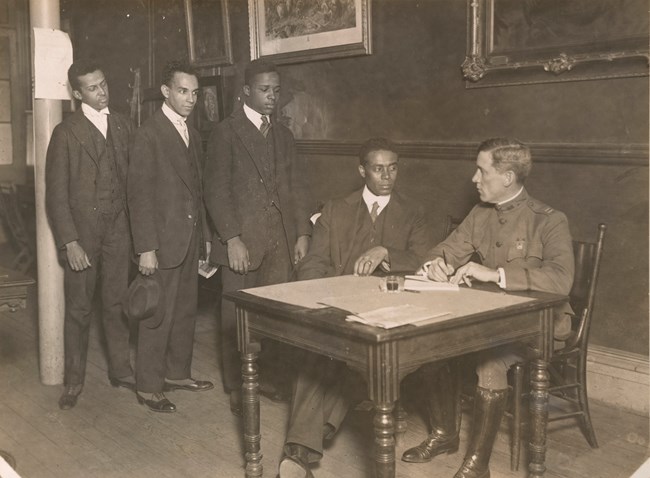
left=81, top=102, right=109, bottom=118
left=162, top=102, right=186, bottom=125
left=496, top=186, right=524, bottom=206
left=362, top=186, right=391, bottom=215
left=81, top=103, right=109, bottom=138
left=243, top=102, right=268, bottom=130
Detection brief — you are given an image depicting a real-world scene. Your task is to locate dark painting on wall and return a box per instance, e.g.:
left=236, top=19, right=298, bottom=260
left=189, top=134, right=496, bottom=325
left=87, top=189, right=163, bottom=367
left=184, top=0, right=233, bottom=67
left=492, top=0, right=648, bottom=54
left=462, top=0, right=649, bottom=87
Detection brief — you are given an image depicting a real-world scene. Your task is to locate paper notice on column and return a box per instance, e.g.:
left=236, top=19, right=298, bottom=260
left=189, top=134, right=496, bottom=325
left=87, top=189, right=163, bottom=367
left=33, top=28, right=73, bottom=100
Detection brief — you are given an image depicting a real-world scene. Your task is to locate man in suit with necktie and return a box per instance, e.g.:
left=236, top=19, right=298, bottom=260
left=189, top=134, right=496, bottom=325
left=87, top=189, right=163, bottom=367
left=203, top=59, right=313, bottom=415
left=127, top=60, right=213, bottom=413
left=278, top=138, right=434, bottom=478
left=46, top=59, right=135, bottom=410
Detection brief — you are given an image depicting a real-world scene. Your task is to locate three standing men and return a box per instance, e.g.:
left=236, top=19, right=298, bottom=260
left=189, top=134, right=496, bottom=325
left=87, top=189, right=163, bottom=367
left=127, top=60, right=214, bottom=412
left=46, top=59, right=135, bottom=409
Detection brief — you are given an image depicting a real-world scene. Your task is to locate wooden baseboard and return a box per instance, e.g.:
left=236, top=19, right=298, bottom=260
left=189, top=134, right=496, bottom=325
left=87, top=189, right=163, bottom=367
left=587, top=345, right=649, bottom=415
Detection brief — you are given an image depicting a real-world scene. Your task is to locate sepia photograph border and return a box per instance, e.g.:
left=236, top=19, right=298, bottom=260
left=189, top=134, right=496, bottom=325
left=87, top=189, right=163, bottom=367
left=248, top=0, right=372, bottom=65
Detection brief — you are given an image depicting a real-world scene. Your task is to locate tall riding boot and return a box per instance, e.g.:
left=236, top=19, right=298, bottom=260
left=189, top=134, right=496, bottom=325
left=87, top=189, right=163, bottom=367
left=402, top=364, right=460, bottom=463
left=454, top=387, right=508, bottom=478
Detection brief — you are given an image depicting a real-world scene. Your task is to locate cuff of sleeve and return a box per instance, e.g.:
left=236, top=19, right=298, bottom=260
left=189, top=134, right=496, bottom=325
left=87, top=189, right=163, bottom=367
left=497, top=267, right=506, bottom=289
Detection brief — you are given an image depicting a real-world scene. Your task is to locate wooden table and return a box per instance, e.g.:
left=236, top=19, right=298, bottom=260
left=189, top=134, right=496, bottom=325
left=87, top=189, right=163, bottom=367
left=225, top=276, right=567, bottom=478
left=0, top=266, right=35, bottom=312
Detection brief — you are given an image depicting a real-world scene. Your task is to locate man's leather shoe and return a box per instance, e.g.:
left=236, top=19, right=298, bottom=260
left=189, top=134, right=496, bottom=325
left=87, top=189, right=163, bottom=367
left=58, top=384, right=82, bottom=410
left=230, top=390, right=242, bottom=417
left=109, top=376, right=135, bottom=391
left=163, top=378, right=214, bottom=392
left=279, top=444, right=313, bottom=478
left=136, top=392, right=176, bottom=413
left=401, top=432, right=459, bottom=463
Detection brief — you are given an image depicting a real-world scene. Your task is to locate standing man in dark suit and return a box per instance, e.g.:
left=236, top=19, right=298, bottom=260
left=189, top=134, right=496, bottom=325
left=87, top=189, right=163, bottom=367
left=127, top=60, right=213, bottom=413
left=46, top=59, right=134, bottom=410
left=279, top=138, right=434, bottom=478
left=203, top=60, right=313, bottom=415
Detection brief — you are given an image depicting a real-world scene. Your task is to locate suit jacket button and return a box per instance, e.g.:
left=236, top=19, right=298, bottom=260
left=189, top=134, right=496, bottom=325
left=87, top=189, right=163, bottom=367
left=188, top=214, right=192, bottom=219
left=496, top=241, right=502, bottom=247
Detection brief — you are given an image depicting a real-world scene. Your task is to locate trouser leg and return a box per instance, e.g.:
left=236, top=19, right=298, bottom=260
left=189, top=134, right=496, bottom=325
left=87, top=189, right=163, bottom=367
left=165, top=231, right=199, bottom=380
left=63, top=260, right=97, bottom=386
left=285, top=354, right=350, bottom=463
left=99, top=210, right=132, bottom=379
left=402, top=362, right=460, bottom=463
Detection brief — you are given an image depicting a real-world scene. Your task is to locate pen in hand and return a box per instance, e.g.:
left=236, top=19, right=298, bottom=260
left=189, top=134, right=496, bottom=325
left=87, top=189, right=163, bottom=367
left=442, top=250, right=451, bottom=282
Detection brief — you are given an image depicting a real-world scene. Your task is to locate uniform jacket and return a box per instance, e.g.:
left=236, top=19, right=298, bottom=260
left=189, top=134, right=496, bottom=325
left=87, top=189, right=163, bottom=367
left=46, top=108, right=132, bottom=250
left=298, top=189, right=434, bottom=280
left=203, top=106, right=312, bottom=269
left=426, top=189, right=574, bottom=337
left=127, top=108, right=209, bottom=269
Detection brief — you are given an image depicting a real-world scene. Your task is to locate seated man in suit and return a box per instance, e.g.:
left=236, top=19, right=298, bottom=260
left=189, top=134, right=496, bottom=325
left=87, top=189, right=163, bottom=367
left=403, top=138, right=574, bottom=478
left=279, top=137, right=434, bottom=478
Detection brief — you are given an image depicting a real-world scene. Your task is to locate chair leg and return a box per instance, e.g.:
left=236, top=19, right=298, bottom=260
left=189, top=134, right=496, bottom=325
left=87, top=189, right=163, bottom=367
left=576, top=354, right=599, bottom=448
left=511, top=362, right=524, bottom=471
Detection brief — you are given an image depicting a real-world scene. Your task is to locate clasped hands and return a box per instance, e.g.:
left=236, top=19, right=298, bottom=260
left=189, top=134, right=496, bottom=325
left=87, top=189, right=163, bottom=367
left=353, top=246, right=388, bottom=277
left=422, top=257, right=499, bottom=287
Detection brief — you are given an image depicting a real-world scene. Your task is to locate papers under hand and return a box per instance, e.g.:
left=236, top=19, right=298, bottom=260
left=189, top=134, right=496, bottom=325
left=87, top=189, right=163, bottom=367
left=198, top=260, right=219, bottom=279
left=404, top=275, right=459, bottom=291
left=346, top=304, right=451, bottom=329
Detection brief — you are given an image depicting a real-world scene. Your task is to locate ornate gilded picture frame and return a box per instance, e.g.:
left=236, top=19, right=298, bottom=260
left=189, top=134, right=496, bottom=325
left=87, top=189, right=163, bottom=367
left=248, top=0, right=372, bottom=65
left=462, top=0, right=649, bottom=88
left=184, top=0, right=233, bottom=67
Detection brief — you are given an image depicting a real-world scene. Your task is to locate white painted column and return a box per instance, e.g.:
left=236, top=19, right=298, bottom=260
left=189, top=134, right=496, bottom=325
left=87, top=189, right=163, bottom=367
left=29, top=0, right=65, bottom=385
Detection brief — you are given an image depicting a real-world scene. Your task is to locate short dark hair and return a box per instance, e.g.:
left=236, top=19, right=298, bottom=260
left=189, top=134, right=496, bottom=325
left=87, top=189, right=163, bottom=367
left=68, top=59, right=103, bottom=92
left=358, top=138, right=399, bottom=165
left=477, top=138, right=532, bottom=184
left=244, top=59, right=278, bottom=86
left=161, top=60, right=198, bottom=87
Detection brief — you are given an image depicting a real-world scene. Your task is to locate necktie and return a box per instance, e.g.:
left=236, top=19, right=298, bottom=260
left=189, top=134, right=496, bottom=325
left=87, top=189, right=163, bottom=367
left=260, top=115, right=271, bottom=137
left=178, top=119, right=190, bottom=146
left=370, top=201, right=379, bottom=223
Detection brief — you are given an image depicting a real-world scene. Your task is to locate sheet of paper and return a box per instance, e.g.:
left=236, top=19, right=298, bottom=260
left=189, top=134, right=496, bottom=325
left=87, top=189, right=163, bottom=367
left=198, top=260, right=218, bottom=279
left=241, top=275, right=382, bottom=309
left=33, top=28, right=73, bottom=100
left=404, top=275, right=459, bottom=291
left=345, top=304, right=451, bottom=329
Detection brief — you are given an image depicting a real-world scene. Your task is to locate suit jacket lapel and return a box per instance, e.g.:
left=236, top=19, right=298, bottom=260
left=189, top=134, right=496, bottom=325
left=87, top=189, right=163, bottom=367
left=68, top=109, right=99, bottom=166
left=107, top=113, right=128, bottom=181
left=339, top=190, right=364, bottom=273
left=231, top=108, right=270, bottom=193
left=155, top=110, right=194, bottom=193
left=382, top=192, right=407, bottom=236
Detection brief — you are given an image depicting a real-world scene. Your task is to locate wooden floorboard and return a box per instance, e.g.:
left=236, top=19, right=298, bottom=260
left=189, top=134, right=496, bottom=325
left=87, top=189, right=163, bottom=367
left=0, top=300, right=647, bottom=478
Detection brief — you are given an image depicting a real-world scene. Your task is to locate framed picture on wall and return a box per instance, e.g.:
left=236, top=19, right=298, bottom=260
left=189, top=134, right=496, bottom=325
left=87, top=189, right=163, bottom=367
left=184, top=0, right=233, bottom=67
left=248, top=0, right=372, bottom=65
left=462, top=0, right=649, bottom=88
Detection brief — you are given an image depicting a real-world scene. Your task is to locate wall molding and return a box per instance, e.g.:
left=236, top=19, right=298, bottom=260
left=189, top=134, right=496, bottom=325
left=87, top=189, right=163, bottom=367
left=587, top=345, right=649, bottom=415
left=296, top=140, right=649, bottom=166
